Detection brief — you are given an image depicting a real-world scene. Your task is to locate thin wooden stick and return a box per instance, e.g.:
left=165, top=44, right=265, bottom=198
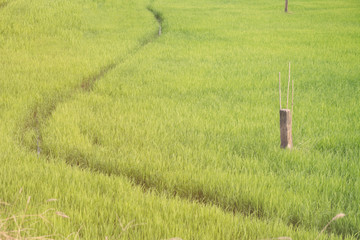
left=287, top=62, right=291, bottom=109
left=292, top=74, right=294, bottom=114
left=279, top=72, right=281, bottom=109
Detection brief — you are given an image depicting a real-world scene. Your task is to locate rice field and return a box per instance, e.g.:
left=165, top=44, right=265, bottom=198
left=0, top=0, right=359, bottom=239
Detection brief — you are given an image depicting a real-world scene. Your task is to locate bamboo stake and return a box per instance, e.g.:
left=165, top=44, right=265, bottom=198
left=292, top=74, right=294, bottom=114
left=279, top=72, right=281, bottom=109
left=287, top=62, right=291, bottom=109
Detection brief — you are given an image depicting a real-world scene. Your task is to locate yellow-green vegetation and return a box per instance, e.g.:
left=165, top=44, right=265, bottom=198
left=1, top=0, right=359, bottom=239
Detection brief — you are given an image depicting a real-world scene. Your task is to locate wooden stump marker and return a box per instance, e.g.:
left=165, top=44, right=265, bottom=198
left=285, top=0, right=288, bottom=13
left=279, top=62, right=293, bottom=149
left=280, top=109, right=292, bottom=149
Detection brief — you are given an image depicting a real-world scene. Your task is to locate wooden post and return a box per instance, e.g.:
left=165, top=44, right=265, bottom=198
left=280, top=109, right=292, bottom=149
left=285, top=0, right=288, bottom=12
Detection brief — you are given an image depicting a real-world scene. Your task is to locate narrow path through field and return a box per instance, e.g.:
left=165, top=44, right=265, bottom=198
left=19, top=2, right=251, bottom=220
left=20, top=3, right=265, bottom=221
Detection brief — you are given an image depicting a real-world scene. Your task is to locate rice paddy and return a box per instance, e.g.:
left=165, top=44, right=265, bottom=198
left=0, top=0, right=359, bottom=239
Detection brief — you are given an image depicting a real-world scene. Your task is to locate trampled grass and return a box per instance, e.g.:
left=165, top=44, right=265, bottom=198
left=1, top=0, right=359, bottom=239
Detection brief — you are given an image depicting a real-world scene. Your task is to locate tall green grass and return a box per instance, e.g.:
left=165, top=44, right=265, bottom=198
left=1, top=0, right=359, bottom=238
